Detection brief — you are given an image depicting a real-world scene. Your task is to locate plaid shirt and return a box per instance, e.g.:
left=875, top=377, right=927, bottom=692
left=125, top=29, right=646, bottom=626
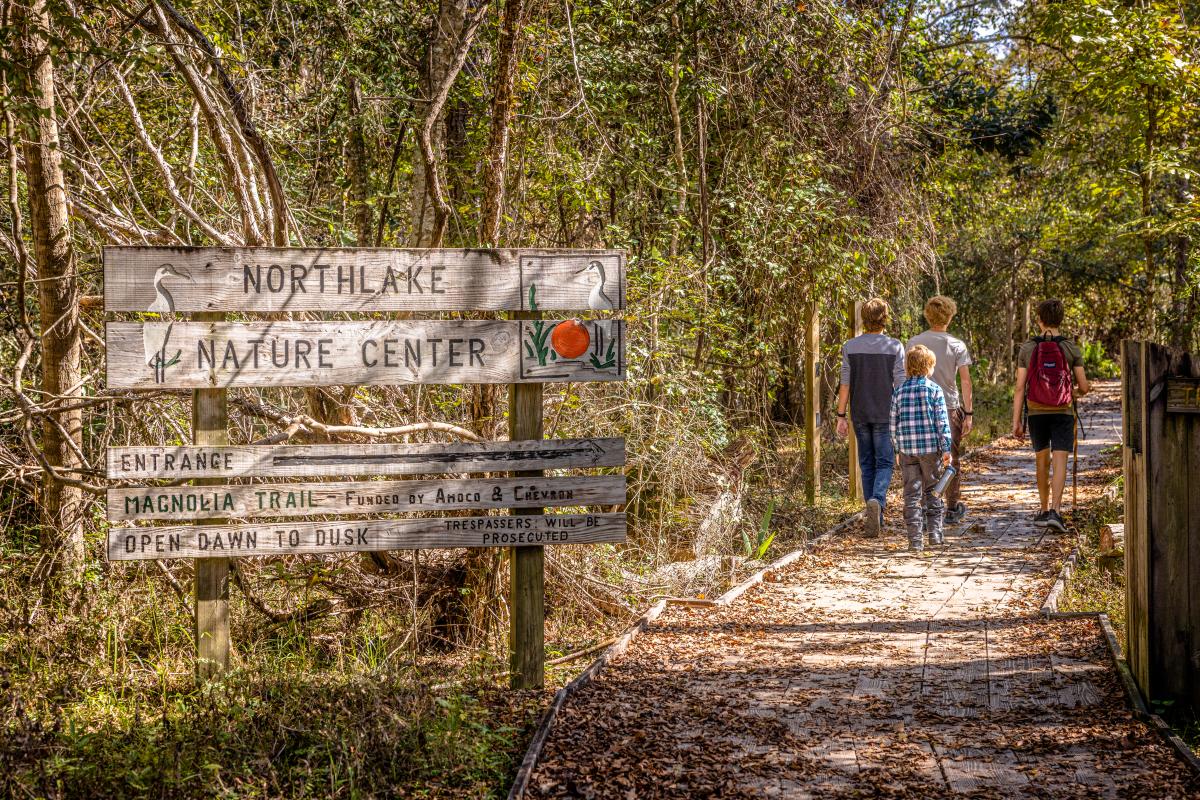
left=891, top=376, right=952, bottom=456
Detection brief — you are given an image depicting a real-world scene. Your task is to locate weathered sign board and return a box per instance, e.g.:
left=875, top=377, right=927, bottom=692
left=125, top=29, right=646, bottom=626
left=106, top=437, right=624, bottom=480
left=103, top=247, right=626, bottom=312
left=108, top=475, right=626, bottom=522
left=102, top=245, right=629, bottom=688
left=109, top=513, right=627, bottom=560
left=105, top=319, right=625, bottom=389
left=1165, top=378, right=1200, bottom=414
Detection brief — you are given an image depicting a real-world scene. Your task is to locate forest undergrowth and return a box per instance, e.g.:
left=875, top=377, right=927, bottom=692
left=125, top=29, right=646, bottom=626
left=0, top=362, right=865, bottom=798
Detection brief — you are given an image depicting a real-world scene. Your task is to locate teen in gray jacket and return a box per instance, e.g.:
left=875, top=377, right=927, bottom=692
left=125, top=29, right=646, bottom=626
left=836, top=298, right=906, bottom=538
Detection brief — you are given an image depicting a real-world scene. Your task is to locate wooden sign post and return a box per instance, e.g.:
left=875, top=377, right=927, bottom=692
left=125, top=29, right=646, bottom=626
left=193, top=311, right=229, bottom=679
left=510, top=307, right=545, bottom=689
left=102, top=247, right=627, bottom=686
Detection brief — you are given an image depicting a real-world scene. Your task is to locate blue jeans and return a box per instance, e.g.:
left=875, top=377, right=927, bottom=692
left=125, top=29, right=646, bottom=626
left=854, top=421, right=894, bottom=513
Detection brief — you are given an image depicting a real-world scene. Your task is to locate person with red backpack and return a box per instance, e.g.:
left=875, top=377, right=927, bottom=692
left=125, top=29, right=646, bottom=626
left=1011, top=299, right=1091, bottom=532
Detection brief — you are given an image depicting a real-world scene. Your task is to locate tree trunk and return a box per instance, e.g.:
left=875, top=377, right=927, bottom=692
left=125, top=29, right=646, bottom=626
left=1141, top=83, right=1157, bottom=339
left=474, top=0, right=528, bottom=440
left=479, top=0, right=526, bottom=247
left=412, top=0, right=478, bottom=247
left=19, top=0, right=85, bottom=585
left=1168, top=170, right=1193, bottom=351
left=346, top=75, right=372, bottom=245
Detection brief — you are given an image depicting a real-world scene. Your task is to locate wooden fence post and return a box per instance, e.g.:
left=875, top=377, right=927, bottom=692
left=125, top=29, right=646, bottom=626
left=1122, top=340, right=1149, bottom=695
left=804, top=303, right=821, bottom=505
left=193, top=311, right=230, bottom=681
left=510, top=309, right=544, bottom=689
left=847, top=301, right=862, bottom=505
left=1123, top=338, right=1200, bottom=707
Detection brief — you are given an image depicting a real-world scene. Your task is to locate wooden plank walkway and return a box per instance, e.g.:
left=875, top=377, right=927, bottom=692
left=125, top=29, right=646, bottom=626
left=526, top=383, right=1200, bottom=798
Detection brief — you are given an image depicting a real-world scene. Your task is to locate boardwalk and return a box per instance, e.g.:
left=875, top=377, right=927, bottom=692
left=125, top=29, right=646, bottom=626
left=526, top=384, right=1199, bottom=799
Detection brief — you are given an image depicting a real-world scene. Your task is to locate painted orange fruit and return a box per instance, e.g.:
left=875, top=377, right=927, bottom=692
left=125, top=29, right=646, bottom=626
left=550, top=319, right=590, bottom=359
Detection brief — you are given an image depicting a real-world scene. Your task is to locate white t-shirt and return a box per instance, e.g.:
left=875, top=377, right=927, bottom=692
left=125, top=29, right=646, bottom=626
left=906, top=330, right=972, bottom=410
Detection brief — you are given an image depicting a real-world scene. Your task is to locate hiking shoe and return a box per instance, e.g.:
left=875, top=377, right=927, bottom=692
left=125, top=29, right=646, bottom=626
left=944, top=502, right=967, bottom=524
left=864, top=499, right=881, bottom=538
left=1032, top=510, right=1051, bottom=527
left=1045, top=510, right=1067, bottom=533
left=928, top=533, right=945, bottom=546
left=908, top=539, right=924, bottom=554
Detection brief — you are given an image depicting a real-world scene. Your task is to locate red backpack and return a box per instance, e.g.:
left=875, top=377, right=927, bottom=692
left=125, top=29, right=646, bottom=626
left=1026, top=336, right=1073, bottom=407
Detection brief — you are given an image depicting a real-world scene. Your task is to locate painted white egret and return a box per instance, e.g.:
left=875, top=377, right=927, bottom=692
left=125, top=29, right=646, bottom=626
left=148, top=264, right=193, bottom=313
left=575, top=259, right=613, bottom=310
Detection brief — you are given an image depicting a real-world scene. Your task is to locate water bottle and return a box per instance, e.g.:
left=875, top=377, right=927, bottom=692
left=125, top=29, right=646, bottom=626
left=931, top=464, right=957, bottom=498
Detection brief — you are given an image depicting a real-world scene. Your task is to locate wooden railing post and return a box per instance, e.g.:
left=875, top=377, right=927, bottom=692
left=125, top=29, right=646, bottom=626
left=846, top=301, right=863, bottom=504
left=509, top=309, right=545, bottom=689
left=804, top=303, right=821, bottom=505
left=193, top=311, right=230, bottom=682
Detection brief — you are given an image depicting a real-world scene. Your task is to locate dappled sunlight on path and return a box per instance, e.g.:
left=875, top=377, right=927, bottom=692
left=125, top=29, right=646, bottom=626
left=526, top=383, right=1200, bottom=798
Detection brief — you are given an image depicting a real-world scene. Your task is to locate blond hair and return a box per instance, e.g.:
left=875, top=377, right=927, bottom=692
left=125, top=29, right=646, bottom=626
left=860, top=298, right=890, bottom=333
left=906, top=345, right=936, bottom=377
left=924, top=295, right=957, bottom=328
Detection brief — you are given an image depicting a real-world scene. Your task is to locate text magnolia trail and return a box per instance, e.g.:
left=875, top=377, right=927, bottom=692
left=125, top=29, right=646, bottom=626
left=106, top=476, right=627, bottom=521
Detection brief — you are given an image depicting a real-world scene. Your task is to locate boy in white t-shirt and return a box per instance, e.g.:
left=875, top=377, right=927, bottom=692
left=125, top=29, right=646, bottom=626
left=907, top=296, right=973, bottom=523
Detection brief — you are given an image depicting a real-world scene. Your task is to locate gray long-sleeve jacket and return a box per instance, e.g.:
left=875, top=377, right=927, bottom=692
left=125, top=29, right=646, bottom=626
left=840, top=333, right=906, bottom=424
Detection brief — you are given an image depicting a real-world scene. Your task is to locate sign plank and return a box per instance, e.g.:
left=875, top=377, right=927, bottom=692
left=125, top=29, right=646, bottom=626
left=106, top=437, right=624, bottom=480
left=1166, top=378, right=1200, bottom=414
left=105, top=319, right=625, bottom=389
left=107, top=476, right=626, bottom=522
left=102, top=247, right=626, bottom=312
left=108, top=513, right=626, bottom=560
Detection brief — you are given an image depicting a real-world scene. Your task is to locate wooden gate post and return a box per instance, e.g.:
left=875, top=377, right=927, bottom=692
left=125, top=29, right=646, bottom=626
left=509, top=309, right=545, bottom=689
left=846, top=301, right=863, bottom=504
left=804, top=303, right=821, bottom=505
left=1122, top=340, right=1149, bottom=694
left=1123, top=338, right=1200, bottom=707
left=193, top=311, right=230, bottom=681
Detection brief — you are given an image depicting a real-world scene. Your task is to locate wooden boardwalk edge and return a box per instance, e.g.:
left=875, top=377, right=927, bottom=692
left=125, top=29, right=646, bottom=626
left=1039, top=543, right=1081, bottom=616
left=506, top=598, right=669, bottom=800
left=506, top=509, right=864, bottom=800
left=716, top=511, right=865, bottom=606
left=1094, top=612, right=1200, bottom=780
left=1044, top=577, right=1200, bottom=780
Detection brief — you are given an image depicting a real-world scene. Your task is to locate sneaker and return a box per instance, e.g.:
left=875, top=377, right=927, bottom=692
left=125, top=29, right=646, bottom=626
left=944, top=502, right=967, bottom=525
left=1045, top=509, right=1067, bottom=533
left=1032, top=510, right=1051, bottom=527
left=908, top=539, right=924, bottom=554
left=864, top=499, right=881, bottom=539
left=928, top=533, right=944, bottom=546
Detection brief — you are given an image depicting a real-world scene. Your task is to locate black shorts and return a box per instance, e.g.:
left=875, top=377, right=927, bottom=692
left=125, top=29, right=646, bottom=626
left=1028, top=413, right=1075, bottom=453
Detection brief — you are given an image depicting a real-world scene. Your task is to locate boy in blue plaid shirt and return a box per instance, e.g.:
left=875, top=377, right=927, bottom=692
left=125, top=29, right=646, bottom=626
left=891, top=345, right=953, bottom=552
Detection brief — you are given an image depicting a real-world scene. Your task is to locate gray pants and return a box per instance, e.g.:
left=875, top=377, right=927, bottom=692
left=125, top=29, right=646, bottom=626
left=900, top=453, right=946, bottom=543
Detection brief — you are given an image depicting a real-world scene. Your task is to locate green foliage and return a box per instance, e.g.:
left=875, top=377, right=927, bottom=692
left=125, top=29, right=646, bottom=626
left=0, top=558, right=542, bottom=799
left=1080, top=341, right=1119, bottom=379
left=742, top=498, right=777, bottom=562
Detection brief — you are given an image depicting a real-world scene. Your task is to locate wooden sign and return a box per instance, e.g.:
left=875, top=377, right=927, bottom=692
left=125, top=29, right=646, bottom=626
left=106, top=437, right=624, bottom=480
left=107, top=475, right=626, bottom=522
left=102, top=247, right=626, bottom=313
left=105, top=319, right=625, bottom=389
left=108, top=513, right=626, bottom=560
left=1166, top=378, right=1200, bottom=414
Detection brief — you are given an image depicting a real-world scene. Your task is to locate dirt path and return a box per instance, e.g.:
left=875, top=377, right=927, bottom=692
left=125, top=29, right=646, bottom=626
left=526, top=383, right=1200, bottom=799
